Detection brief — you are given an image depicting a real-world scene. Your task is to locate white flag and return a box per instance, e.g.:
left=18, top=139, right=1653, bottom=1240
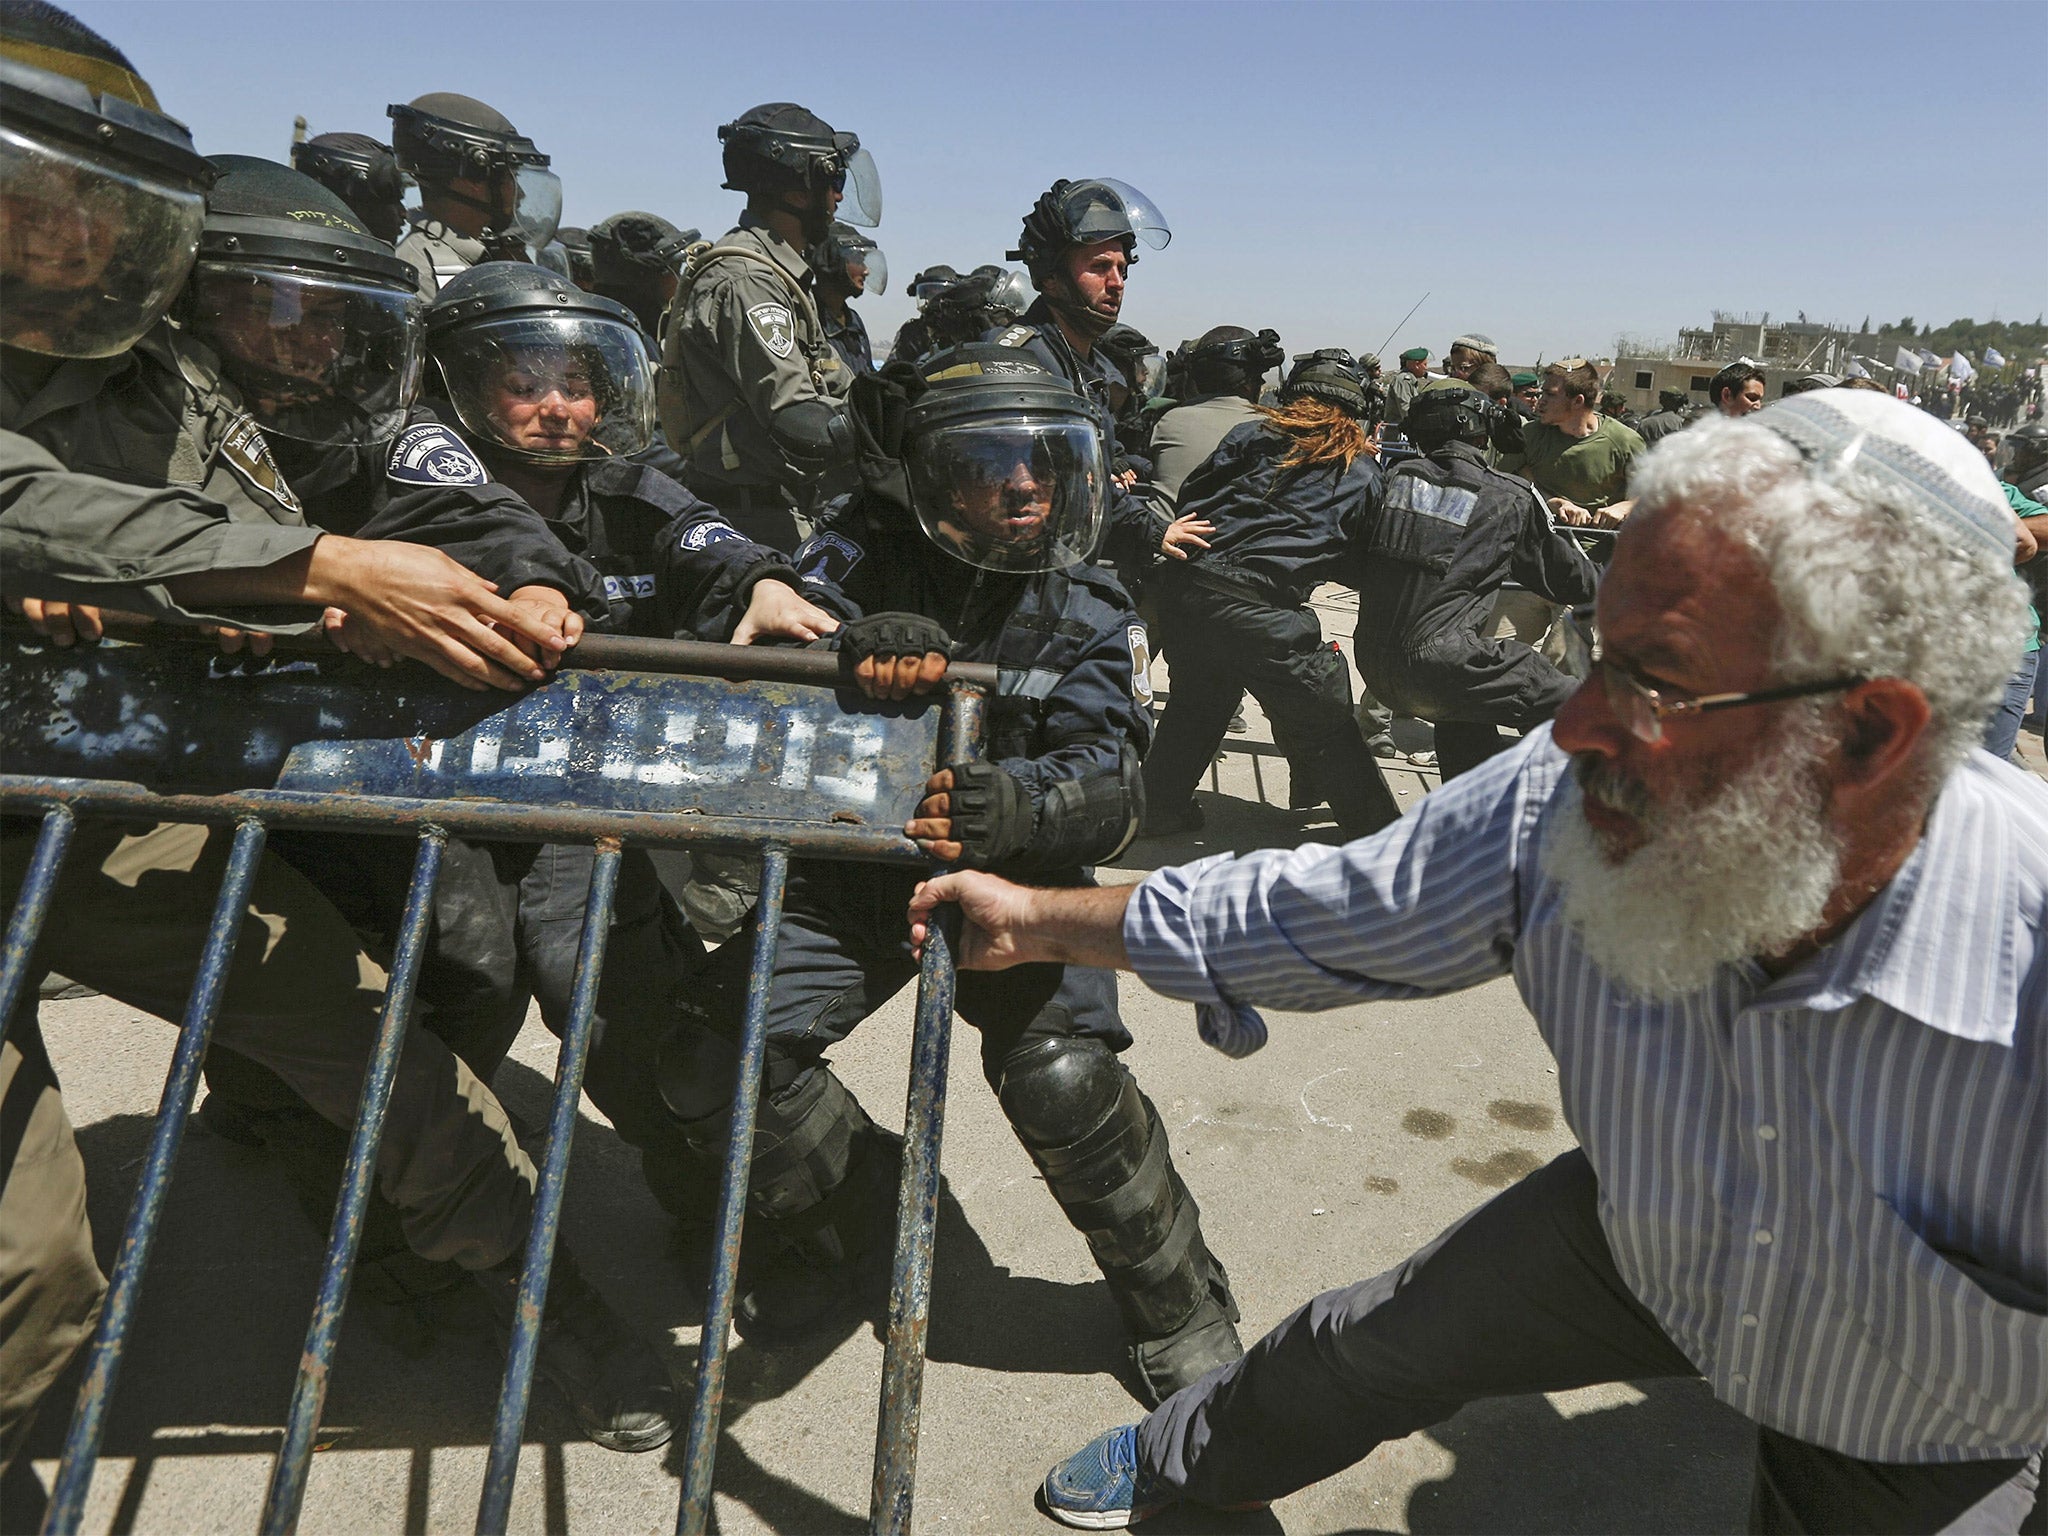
left=1983, top=346, right=2006, bottom=367
left=1918, top=349, right=1942, bottom=367
left=1844, top=360, right=1871, bottom=379
left=1894, top=347, right=1922, bottom=374
left=1950, top=352, right=1975, bottom=380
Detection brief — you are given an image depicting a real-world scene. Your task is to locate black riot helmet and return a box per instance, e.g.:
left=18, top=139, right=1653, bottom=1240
left=901, top=344, right=1108, bottom=573
left=387, top=92, right=560, bottom=248
left=425, top=261, right=655, bottom=463
left=1186, top=325, right=1284, bottom=397
left=1403, top=382, right=1494, bottom=452
left=1282, top=349, right=1369, bottom=417
left=552, top=224, right=594, bottom=286
left=2007, top=421, right=2048, bottom=479
left=183, top=156, right=424, bottom=445
left=814, top=220, right=886, bottom=297
left=718, top=102, right=880, bottom=239
left=588, top=210, right=694, bottom=333
left=1098, top=324, right=1165, bottom=402
left=1008, top=177, right=1169, bottom=284
left=0, top=0, right=215, bottom=358
left=291, top=132, right=406, bottom=245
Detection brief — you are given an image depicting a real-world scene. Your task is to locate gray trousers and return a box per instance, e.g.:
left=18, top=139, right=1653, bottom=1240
left=1139, top=1150, right=2043, bottom=1534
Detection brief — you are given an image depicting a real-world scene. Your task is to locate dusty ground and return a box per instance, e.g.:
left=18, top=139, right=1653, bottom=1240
left=14, top=599, right=2044, bottom=1534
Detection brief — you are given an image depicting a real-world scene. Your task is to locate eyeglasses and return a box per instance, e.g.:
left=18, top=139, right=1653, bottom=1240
left=1589, top=640, right=1864, bottom=744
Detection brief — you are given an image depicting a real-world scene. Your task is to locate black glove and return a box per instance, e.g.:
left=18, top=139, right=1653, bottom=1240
left=939, top=760, right=1035, bottom=868
left=840, top=612, right=952, bottom=671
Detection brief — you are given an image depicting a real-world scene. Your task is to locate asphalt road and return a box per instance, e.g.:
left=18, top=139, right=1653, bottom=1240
left=14, top=608, right=2044, bottom=1534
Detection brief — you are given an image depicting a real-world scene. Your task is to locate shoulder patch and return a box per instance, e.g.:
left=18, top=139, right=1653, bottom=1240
left=388, top=423, right=488, bottom=486
left=793, top=530, right=864, bottom=587
left=677, top=518, right=745, bottom=551
left=747, top=302, right=797, bottom=359
left=995, top=325, right=1037, bottom=349
left=215, top=410, right=302, bottom=515
left=1127, top=623, right=1154, bottom=704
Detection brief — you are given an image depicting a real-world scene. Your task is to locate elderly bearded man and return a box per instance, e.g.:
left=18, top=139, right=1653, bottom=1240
left=911, top=391, right=2047, bottom=1533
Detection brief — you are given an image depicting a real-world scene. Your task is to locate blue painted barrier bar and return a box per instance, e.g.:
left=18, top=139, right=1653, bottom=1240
left=475, top=841, right=623, bottom=1535
left=259, top=828, right=449, bottom=1536
left=675, top=844, right=791, bottom=1536
left=0, top=805, right=75, bottom=1031
left=42, top=817, right=270, bottom=1535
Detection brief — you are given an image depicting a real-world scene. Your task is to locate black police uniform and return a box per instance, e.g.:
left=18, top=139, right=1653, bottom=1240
left=1352, top=437, right=1598, bottom=781
left=823, top=303, right=874, bottom=377
left=655, top=489, right=1245, bottom=1405
left=1142, top=419, right=1403, bottom=836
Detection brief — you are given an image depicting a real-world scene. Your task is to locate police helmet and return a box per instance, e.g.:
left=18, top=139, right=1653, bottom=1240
left=1282, top=348, right=1369, bottom=417
left=1186, top=326, right=1284, bottom=395
left=816, top=220, right=886, bottom=295
left=1403, top=382, right=1493, bottom=451
left=183, top=156, right=424, bottom=446
left=553, top=225, right=595, bottom=286
left=1657, top=386, right=1689, bottom=409
left=387, top=92, right=560, bottom=248
left=589, top=210, right=694, bottom=281
left=426, top=261, right=655, bottom=462
left=1099, top=324, right=1164, bottom=399
left=718, top=102, right=879, bottom=228
left=0, top=0, right=214, bottom=358
left=291, top=132, right=406, bottom=245
left=1007, top=178, right=1169, bottom=281
left=901, top=344, right=1108, bottom=573
left=2007, top=421, right=2048, bottom=474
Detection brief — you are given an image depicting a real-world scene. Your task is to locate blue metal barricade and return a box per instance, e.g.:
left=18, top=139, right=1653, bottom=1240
left=0, top=627, right=991, bottom=1535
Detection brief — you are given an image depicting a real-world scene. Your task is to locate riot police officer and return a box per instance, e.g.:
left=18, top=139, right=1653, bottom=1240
left=1147, top=326, right=1283, bottom=501
left=0, top=4, right=669, bottom=1466
left=813, top=220, right=884, bottom=375
left=657, top=102, right=879, bottom=551
left=387, top=91, right=561, bottom=295
left=588, top=210, right=695, bottom=339
left=1140, top=352, right=1404, bottom=836
left=290, top=130, right=406, bottom=245
left=1351, top=384, right=1598, bottom=781
left=992, top=177, right=1169, bottom=459
left=656, top=347, right=1246, bottom=1406
left=890, top=263, right=1030, bottom=366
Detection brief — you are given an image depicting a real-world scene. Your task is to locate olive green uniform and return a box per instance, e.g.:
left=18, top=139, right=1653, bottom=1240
left=394, top=217, right=486, bottom=298
left=656, top=214, right=850, bottom=550
left=0, top=324, right=540, bottom=1469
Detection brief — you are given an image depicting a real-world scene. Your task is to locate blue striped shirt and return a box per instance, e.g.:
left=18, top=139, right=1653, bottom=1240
left=1125, top=728, right=2048, bottom=1462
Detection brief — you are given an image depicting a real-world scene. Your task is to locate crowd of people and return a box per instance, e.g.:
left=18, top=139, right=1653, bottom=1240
left=1, top=2, right=2043, bottom=1531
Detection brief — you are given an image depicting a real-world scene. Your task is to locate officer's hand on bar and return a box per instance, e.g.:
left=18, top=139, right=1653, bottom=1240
left=201, top=623, right=273, bottom=658
left=501, top=585, right=585, bottom=669
left=841, top=612, right=951, bottom=701
left=734, top=578, right=840, bottom=646
left=1160, top=514, right=1214, bottom=561
left=304, top=538, right=562, bottom=692
left=9, top=595, right=112, bottom=646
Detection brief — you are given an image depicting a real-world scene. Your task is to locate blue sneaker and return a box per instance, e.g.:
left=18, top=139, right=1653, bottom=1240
left=1040, top=1424, right=1163, bottom=1529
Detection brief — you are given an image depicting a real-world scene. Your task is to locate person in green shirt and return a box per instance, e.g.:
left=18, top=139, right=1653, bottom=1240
left=1517, top=358, right=1644, bottom=526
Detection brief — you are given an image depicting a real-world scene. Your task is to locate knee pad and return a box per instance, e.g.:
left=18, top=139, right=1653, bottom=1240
left=993, top=1036, right=1130, bottom=1156
left=654, top=1014, right=742, bottom=1125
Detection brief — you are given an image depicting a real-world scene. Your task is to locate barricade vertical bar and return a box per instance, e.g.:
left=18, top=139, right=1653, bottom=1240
left=676, top=844, right=791, bottom=1536
left=0, top=805, right=76, bottom=1029
left=871, top=680, right=988, bottom=1536
left=43, top=816, right=269, bottom=1535
left=261, top=829, right=449, bottom=1536
left=476, top=839, right=623, bottom=1535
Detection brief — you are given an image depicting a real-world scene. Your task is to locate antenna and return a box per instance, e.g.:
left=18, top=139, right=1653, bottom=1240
left=1373, top=291, right=1430, bottom=360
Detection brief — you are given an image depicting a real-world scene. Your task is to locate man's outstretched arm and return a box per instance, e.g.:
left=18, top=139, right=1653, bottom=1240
left=909, top=871, right=1132, bottom=973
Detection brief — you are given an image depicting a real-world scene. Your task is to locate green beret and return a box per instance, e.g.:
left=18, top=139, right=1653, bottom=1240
left=1400, top=346, right=1429, bottom=362
left=1511, top=371, right=1539, bottom=387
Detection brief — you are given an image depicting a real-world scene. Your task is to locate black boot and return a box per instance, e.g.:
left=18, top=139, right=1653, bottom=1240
left=475, top=1245, right=677, bottom=1453
left=996, top=1037, right=1245, bottom=1407
left=671, top=1065, right=900, bottom=1341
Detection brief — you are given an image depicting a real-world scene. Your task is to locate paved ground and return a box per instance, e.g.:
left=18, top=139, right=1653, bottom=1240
left=15, top=605, right=2046, bottom=1534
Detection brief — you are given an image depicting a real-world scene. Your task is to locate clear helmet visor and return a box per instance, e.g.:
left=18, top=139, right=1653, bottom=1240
left=905, top=414, right=1106, bottom=573
left=534, top=240, right=573, bottom=281
left=1133, top=352, right=1169, bottom=401
left=186, top=261, right=424, bottom=445
left=831, top=143, right=881, bottom=228
left=847, top=244, right=886, bottom=295
left=507, top=165, right=563, bottom=248
left=434, top=313, right=654, bottom=462
left=1067, top=177, right=1170, bottom=252
left=0, top=123, right=205, bottom=358
left=988, top=267, right=1032, bottom=314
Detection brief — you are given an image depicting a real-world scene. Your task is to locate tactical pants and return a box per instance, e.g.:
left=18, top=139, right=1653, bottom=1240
left=0, top=820, right=536, bottom=1465
left=1146, top=584, right=1401, bottom=836
left=203, top=838, right=711, bottom=1264
left=1358, top=620, right=1580, bottom=781
left=658, top=860, right=1239, bottom=1392
left=1137, top=1149, right=2044, bottom=1534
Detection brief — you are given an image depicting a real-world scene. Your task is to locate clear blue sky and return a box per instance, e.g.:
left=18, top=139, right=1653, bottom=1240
left=77, top=0, right=2048, bottom=365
